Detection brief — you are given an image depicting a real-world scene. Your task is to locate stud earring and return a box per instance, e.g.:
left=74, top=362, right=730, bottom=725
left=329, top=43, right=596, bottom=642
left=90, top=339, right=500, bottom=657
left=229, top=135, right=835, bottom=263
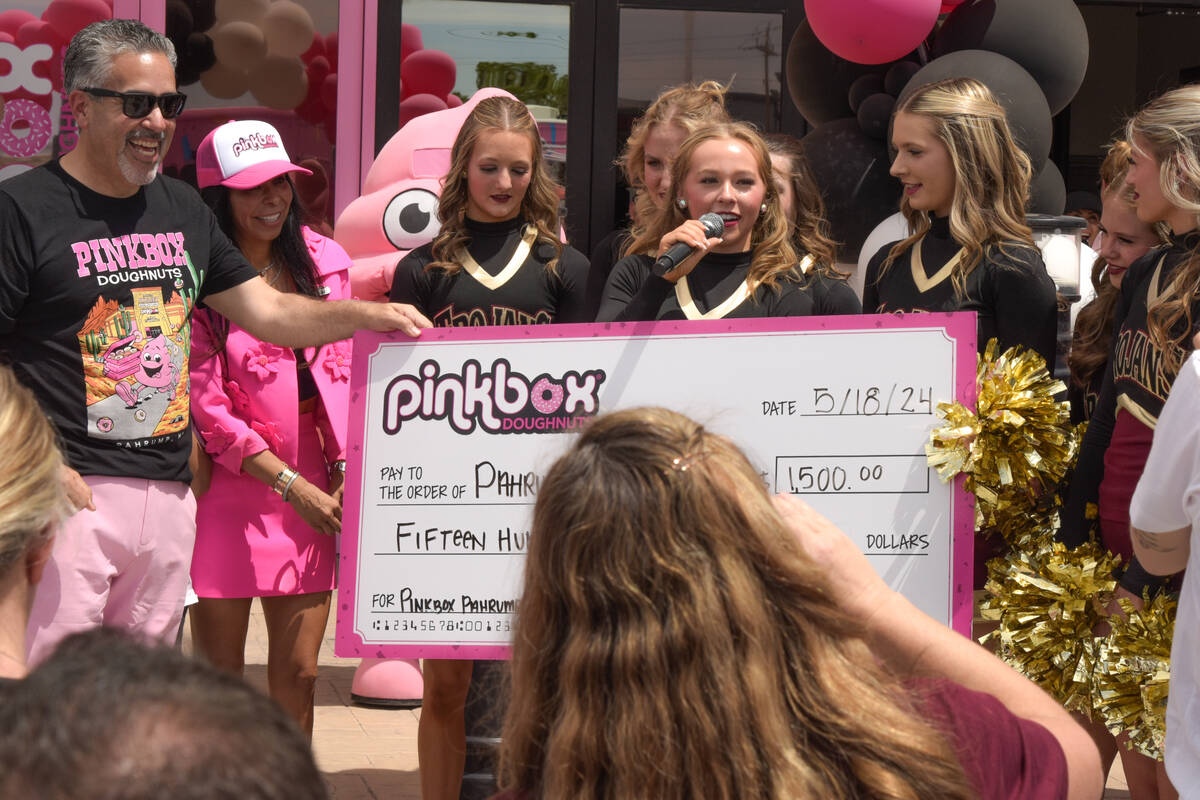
left=677, top=198, right=688, bottom=209
left=760, top=203, right=768, bottom=213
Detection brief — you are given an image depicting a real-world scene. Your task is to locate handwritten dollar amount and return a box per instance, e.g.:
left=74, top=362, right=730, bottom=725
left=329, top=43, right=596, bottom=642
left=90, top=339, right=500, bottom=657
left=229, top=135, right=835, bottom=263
left=777, top=455, right=929, bottom=495
left=811, top=385, right=933, bottom=416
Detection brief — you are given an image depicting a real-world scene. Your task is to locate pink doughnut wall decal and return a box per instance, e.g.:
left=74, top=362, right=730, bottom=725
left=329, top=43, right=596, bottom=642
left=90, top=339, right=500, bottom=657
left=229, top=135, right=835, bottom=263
left=0, top=97, right=52, bottom=158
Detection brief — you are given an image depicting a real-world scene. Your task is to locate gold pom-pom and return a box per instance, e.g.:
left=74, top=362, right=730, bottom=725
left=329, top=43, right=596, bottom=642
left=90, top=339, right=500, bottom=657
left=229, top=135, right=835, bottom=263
left=1094, top=593, right=1176, bottom=760
left=926, top=340, right=1075, bottom=547
left=980, top=538, right=1120, bottom=713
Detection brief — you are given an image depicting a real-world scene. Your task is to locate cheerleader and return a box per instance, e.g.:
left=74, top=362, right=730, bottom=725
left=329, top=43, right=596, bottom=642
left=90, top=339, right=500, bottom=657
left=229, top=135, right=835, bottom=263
left=863, top=77, right=1058, bottom=367
left=1068, top=141, right=1168, bottom=423
left=764, top=133, right=860, bottom=315
left=585, top=81, right=730, bottom=317
left=1062, top=86, right=1200, bottom=800
left=388, top=95, right=588, bottom=800
left=597, top=122, right=828, bottom=322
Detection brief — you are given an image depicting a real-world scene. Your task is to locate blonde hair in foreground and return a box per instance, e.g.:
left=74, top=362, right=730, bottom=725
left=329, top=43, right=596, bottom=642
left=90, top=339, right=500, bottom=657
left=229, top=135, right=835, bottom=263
left=429, top=95, right=564, bottom=274
left=1127, top=84, right=1200, bottom=377
left=0, top=366, right=66, bottom=573
left=498, top=407, right=974, bottom=800
left=628, top=122, right=803, bottom=294
left=882, top=77, right=1034, bottom=297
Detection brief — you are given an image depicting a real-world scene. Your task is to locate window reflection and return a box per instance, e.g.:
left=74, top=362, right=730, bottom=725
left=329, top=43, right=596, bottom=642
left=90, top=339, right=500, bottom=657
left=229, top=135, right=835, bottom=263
left=613, top=9, right=783, bottom=227
left=618, top=9, right=782, bottom=132
left=0, top=1, right=114, bottom=183
left=400, top=0, right=570, bottom=211
left=163, top=0, right=340, bottom=230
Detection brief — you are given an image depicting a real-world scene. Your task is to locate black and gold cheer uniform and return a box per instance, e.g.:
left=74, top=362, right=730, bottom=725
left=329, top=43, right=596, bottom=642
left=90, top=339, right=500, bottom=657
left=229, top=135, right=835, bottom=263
left=862, top=215, right=1058, bottom=367
left=390, top=216, right=589, bottom=326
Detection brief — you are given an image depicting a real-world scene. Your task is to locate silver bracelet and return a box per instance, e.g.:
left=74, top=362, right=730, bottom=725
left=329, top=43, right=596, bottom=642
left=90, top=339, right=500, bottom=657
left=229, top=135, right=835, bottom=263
left=272, top=466, right=298, bottom=497
left=280, top=471, right=301, bottom=502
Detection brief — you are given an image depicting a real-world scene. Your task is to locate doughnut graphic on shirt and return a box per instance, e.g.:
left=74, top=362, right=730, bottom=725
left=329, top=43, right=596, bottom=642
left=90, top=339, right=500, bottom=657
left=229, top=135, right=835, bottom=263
left=77, top=286, right=192, bottom=444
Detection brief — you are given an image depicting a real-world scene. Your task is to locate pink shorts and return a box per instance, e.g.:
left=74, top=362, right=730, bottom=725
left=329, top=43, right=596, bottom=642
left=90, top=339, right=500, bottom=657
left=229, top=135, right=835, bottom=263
left=25, top=476, right=196, bottom=666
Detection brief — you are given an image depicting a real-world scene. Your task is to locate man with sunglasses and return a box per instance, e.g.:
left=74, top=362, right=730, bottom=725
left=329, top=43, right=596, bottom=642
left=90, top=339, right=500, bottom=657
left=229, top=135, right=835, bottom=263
left=0, top=19, right=432, bottom=665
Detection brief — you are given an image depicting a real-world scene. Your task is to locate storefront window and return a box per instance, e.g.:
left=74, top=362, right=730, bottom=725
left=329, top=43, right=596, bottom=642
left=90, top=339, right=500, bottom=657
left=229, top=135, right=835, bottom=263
left=613, top=8, right=783, bottom=223
left=163, top=0, right=341, bottom=230
left=400, top=0, right=571, bottom=206
left=0, top=1, right=114, bottom=183
left=618, top=8, right=783, bottom=131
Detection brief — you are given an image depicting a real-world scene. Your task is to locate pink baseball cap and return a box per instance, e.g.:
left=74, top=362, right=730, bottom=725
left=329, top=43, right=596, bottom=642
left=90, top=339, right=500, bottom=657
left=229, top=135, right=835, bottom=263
left=195, top=119, right=312, bottom=189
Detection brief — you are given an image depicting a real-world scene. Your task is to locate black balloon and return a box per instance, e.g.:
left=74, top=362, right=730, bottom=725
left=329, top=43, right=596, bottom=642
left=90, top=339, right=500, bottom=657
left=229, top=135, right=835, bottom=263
left=884, top=60, right=921, bottom=96
left=900, top=49, right=1053, bottom=172
left=933, top=0, right=1088, bottom=115
left=857, top=93, right=896, bottom=141
left=165, top=0, right=192, bottom=43
left=801, top=118, right=900, bottom=260
left=1029, top=159, right=1066, bottom=215
left=190, top=0, right=217, bottom=33
left=185, top=32, right=216, bottom=75
left=849, top=74, right=885, bottom=113
left=787, top=21, right=881, bottom=126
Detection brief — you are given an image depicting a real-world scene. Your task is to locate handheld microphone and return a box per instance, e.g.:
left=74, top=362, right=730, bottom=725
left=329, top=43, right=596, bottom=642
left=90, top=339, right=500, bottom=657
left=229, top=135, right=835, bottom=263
left=652, top=212, right=725, bottom=277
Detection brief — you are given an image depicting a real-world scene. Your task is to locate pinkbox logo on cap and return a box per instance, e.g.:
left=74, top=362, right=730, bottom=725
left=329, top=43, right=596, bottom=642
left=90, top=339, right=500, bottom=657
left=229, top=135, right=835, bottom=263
left=231, top=132, right=281, bottom=158
left=196, top=119, right=312, bottom=189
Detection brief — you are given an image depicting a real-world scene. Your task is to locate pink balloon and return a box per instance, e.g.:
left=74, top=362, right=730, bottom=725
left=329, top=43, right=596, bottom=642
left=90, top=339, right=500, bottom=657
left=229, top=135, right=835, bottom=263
left=400, top=23, right=423, bottom=62
left=321, top=72, right=337, bottom=113
left=0, top=31, right=14, bottom=45
left=16, top=20, right=64, bottom=89
left=401, top=49, right=456, bottom=100
left=41, top=0, right=111, bottom=43
left=306, top=54, right=331, bottom=86
left=397, top=93, right=447, bottom=130
left=805, top=0, right=941, bottom=65
left=0, top=10, right=37, bottom=37
left=445, top=93, right=463, bottom=108
left=295, top=90, right=325, bottom=124
left=17, top=19, right=64, bottom=50
left=325, top=32, right=338, bottom=72
left=301, top=32, right=324, bottom=64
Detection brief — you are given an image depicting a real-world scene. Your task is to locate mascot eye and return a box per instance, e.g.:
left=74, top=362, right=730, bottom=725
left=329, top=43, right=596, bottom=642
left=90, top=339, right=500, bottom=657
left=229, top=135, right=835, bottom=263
left=382, top=189, right=441, bottom=250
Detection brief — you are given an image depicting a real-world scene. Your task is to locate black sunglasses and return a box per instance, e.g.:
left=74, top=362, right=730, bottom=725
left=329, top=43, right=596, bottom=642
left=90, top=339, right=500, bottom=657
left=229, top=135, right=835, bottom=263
left=81, top=88, right=188, bottom=119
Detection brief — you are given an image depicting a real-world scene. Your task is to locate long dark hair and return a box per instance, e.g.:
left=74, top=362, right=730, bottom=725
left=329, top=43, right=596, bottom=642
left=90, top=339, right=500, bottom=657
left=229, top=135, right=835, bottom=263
left=201, top=177, right=322, bottom=299
left=199, top=177, right=322, bottom=353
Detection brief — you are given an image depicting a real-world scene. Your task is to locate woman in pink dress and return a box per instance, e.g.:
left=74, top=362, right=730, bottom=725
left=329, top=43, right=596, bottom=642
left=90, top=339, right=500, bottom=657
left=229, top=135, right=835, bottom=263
left=188, top=120, right=352, bottom=738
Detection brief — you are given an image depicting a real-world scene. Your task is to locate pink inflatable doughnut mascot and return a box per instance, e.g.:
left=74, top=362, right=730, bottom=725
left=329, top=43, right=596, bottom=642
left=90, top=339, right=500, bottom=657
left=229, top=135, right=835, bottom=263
left=334, top=87, right=519, bottom=301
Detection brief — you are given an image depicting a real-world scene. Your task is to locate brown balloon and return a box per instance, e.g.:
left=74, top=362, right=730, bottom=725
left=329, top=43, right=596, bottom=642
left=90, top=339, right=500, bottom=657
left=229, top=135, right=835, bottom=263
left=215, top=0, right=268, bottom=25
left=199, top=60, right=248, bottom=99
left=263, top=1, right=315, bottom=58
left=211, top=21, right=267, bottom=71
left=249, top=54, right=309, bottom=110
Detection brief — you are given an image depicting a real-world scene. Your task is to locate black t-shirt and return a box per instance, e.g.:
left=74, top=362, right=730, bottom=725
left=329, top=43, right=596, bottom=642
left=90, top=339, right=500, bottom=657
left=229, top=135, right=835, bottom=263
left=862, top=216, right=1058, bottom=367
left=0, top=162, right=256, bottom=481
left=1061, top=233, right=1200, bottom=551
left=389, top=217, right=589, bottom=325
left=596, top=250, right=816, bottom=321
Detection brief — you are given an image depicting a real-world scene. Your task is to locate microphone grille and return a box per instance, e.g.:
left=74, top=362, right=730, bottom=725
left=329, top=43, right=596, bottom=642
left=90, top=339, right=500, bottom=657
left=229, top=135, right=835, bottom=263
left=698, top=212, right=725, bottom=238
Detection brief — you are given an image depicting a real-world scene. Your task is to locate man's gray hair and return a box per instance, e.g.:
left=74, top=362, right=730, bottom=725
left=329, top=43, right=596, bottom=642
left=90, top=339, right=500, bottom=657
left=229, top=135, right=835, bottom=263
left=63, top=19, right=177, bottom=95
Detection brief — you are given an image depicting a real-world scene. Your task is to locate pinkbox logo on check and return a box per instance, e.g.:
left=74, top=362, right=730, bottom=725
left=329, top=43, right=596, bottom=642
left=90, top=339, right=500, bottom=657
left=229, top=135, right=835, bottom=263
left=381, top=358, right=606, bottom=435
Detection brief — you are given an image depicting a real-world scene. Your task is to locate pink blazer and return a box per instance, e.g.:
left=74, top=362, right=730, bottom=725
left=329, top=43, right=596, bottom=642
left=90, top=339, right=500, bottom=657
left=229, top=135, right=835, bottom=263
left=191, top=228, right=353, bottom=473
